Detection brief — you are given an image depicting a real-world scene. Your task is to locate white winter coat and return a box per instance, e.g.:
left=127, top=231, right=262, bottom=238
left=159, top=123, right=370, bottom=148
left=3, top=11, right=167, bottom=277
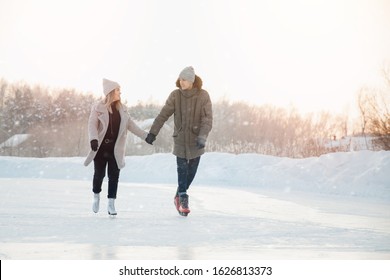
left=84, top=102, right=147, bottom=169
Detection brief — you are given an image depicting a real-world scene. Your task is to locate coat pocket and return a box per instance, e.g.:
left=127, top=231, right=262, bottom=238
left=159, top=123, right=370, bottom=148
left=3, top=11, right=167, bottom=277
left=172, top=126, right=182, bottom=137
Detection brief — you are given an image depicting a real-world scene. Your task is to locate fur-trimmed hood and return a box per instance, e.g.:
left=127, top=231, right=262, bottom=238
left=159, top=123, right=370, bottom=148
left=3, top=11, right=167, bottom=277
left=176, top=75, right=203, bottom=90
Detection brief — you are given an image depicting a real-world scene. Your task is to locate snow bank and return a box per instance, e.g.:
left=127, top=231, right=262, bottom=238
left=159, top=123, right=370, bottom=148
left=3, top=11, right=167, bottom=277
left=1, top=151, right=389, bottom=200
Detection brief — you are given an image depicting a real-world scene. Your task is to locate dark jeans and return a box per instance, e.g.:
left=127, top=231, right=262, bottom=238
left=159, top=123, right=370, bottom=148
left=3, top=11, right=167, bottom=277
left=176, top=156, right=201, bottom=195
left=93, top=152, right=120, bottom=199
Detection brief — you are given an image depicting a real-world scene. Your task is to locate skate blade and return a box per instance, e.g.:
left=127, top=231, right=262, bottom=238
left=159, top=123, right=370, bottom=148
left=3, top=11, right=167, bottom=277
left=178, top=211, right=189, bottom=217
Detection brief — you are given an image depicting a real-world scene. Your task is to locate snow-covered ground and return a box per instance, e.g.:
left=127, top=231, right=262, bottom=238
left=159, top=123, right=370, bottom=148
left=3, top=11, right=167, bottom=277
left=0, top=151, right=389, bottom=260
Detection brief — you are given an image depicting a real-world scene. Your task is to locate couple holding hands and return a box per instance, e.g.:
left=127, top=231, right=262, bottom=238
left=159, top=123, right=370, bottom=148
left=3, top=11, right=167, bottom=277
left=84, top=66, right=213, bottom=217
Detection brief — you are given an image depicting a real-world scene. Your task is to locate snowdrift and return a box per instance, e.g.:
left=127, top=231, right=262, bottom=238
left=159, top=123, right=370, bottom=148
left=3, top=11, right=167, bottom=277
left=1, top=150, right=389, bottom=200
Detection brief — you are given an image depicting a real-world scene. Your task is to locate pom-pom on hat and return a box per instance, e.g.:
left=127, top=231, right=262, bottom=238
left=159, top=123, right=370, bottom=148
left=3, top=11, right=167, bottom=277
left=102, top=78, right=120, bottom=96
left=178, top=66, right=195, bottom=83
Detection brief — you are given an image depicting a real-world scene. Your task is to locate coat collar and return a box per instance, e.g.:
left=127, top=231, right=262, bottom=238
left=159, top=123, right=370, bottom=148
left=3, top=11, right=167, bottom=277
left=95, top=102, right=127, bottom=114
left=179, top=88, right=198, bottom=98
left=95, top=102, right=107, bottom=113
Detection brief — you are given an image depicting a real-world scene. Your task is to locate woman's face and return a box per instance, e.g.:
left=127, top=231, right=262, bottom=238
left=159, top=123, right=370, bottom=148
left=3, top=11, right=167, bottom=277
left=180, top=79, right=193, bottom=90
left=112, top=87, right=121, bottom=101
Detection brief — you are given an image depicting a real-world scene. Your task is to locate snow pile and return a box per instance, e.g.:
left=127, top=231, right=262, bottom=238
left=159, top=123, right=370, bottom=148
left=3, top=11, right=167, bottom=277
left=0, top=134, right=31, bottom=148
left=0, top=150, right=389, bottom=200
left=324, top=136, right=376, bottom=151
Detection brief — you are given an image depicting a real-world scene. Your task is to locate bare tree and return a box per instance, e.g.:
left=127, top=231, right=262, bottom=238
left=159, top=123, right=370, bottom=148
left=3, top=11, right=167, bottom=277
left=0, top=78, right=7, bottom=110
left=357, top=65, right=390, bottom=150
left=357, top=87, right=370, bottom=149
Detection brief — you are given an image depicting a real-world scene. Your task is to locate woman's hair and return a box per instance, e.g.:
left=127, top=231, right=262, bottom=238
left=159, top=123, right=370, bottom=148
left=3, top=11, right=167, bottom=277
left=104, top=90, right=122, bottom=113
left=176, top=75, right=203, bottom=90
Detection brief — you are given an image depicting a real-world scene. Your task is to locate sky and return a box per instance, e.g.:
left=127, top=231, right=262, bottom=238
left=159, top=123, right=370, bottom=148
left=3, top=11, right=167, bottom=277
left=0, top=0, right=390, bottom=114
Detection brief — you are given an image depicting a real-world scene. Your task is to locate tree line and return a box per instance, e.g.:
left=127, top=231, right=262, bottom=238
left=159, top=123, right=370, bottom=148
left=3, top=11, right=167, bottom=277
left=357, top=64, right=390, bottom=150
left=0, top=71, right=388, bottom=158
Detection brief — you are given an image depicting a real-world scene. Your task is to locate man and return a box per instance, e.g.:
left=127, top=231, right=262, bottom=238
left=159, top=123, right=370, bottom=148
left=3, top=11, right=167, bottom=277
left=146, top=66, right=213, bottom=216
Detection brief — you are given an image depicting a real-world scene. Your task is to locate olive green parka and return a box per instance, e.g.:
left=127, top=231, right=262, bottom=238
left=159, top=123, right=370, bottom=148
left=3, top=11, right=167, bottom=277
left=150, top=76, right=213, bottom=159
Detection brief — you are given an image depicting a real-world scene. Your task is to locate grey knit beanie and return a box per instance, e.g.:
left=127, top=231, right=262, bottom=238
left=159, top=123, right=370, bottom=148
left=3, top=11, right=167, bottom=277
left=178, top=66, right=195, bottom=83
left=102, top=78, right=120, bottom=96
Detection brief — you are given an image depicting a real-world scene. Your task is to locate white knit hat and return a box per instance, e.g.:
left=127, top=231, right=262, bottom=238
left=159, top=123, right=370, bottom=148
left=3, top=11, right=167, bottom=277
left=178, top=66, right=195, bottom=83
left=102, top=78, right=120, bottom=96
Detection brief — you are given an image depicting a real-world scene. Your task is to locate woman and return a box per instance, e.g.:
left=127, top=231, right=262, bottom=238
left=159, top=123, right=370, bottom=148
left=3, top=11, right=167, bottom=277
left=146, top=66, right=213, bottom=216
left=84, top=78, right=147, bottom=215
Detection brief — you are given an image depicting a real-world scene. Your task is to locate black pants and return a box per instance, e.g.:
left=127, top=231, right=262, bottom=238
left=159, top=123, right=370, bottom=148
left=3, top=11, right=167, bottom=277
left=176, top=156, right=201, bottom=195
left=93, top=151, right=120, bottom=199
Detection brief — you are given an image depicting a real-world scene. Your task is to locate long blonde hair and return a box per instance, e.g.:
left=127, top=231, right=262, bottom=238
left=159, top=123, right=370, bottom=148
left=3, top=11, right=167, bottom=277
left=104, top=90, right=122, bottom=113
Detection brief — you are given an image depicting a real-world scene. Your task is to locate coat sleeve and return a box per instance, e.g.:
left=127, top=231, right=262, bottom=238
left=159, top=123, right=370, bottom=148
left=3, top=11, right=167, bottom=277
left=199, top=91, right=213, bottom=140
left=149, top=90, right=176, bottom=136
left=88, top=104, right=99, bottom=142
left=127, top=117, right=148, bottom=140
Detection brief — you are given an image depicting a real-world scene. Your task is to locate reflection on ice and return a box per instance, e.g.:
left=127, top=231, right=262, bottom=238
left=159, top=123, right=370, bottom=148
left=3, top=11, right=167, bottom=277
left=1, top=243, right=389, bottom=260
